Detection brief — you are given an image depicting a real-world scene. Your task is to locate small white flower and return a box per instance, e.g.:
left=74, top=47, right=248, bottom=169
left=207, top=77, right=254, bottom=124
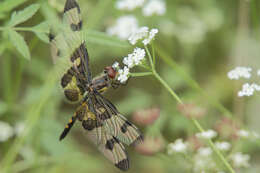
left=14, top=122, right=25, bottom=136
left=112, top=61, right=119, bottom=69
left=123, top=47, right=146, bottom=68
left=106, top=15, right=139, bottom=40
left=167, top=139, right=188, bottom=154
left=117, top=66, right=130, bottom=83
left=198, top=147, right=212, bottom=156
left=252, top=83, right=260, bottom=91
left=237, top=129, right=250, bottom=138
left=196, top=129, right=217, bottom=139
left=128, top=26, right=149, bottom=45
left=143, top=28, right=158, bottom=45
left=0, top=121, right=14, bottom=142
left=116, top=0, right=145, bottom=11
left=142, top=0, right=166, bottom=16
left=231, top=152, right=250, bottom=168
left=237, top=83, right=260, bottom=97
left=227, top=66, right=252, bottom=80
left=252, top=131, right=260, bottom=139
left=215, top=141, right=231, bottom=151
left=193, top=147, right=216, bottom=172
left=257, top=69, right=260, bottom=76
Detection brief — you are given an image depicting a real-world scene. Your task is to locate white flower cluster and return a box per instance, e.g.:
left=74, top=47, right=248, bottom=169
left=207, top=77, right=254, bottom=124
left=117, top=66, right=130, bottom=83
left=231, top=152, right=250, bottom=168
left=196, top=129, right=217, bottom=139
left=227, top=67, right=252, bottom=80
left=113, top=48, right=146, bottom=83
left=115, top=0, right=166, bottom=16
left=227, top=67, right=260, bottom=97
left=142, top=0, right=166, bottom=16
left=0, top=121, right=25, bottom=142
left=128, top=27, right=158, bottom=45
left=238, top=83, right=260, bottom=97
left=116, top=0, right=145, bottom=11
left=167, top=138, right=188, bottom=154
left=106, top=15, right=139, bottom=40
left=0, top=121, right=13, bottom=142
left=123, top=47, right=146, bottom=68
left=215, top=141, right=231, bottom=151
left=198, top=147, right=212, bottom=156
left=193, top=147, right=216, bottom=172
left=237, top=129, right=259, bottom=139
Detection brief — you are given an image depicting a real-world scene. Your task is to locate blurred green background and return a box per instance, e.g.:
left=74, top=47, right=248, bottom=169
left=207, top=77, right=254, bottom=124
left=0, top=0, right=260, bottom=172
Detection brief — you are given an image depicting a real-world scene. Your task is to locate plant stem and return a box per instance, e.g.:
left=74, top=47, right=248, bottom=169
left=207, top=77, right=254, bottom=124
left=145, top=46, right=235, bottom=173
left=0, top=27, right=34, bottom=32
left=130, top=72, right=153, bottom=77
left=192, top=119, right=235, bottom=173
left=153, top=71, right=183, bottom=104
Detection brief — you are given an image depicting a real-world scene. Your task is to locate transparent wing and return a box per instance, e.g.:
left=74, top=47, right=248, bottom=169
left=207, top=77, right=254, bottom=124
left=94, top=93, right=143, bottom=146
left=49, top=0, right=92, bottom=86
left=85, top=125, right=129, bottom=171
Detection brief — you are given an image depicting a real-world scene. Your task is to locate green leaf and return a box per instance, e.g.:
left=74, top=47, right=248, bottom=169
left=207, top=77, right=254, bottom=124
left=8, top=4, right=40, bottom=27
left=32, top=22, right=50, bottom=43
left=8, top=30, right=30, bottom=60
left=0, top=0, right=29, bottom=13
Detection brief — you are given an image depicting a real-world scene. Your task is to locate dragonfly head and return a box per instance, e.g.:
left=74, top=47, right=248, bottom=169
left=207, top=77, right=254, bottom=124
left=104, top=66, right=117, bottom=79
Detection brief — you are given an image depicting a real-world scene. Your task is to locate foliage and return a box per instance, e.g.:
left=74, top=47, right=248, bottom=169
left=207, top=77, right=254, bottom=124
left=0, top=0, right=260, bottom=173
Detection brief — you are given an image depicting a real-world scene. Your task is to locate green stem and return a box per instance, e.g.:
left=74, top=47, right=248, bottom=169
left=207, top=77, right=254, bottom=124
left=192, top=119, right=235, bottom=173
left=155, top=44, right=233, bottom=118
left=153, top=71, right=183, bottom=104
left=0, top=27, right=34, bottom=32
left=145, top=46, right=235, bottom=173
left=130, top=72, right=153, bottom=77
left=145, top=46, right=155, bottom=70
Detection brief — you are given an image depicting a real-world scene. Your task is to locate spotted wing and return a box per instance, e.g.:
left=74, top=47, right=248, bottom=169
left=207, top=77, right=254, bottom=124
left=49, top=0, right=92, bottom=102
left=63, top=0, right=92, bottom=83
left=95, top=93, right=143, bottom=146
left=86, top=124, right=129, bottom=171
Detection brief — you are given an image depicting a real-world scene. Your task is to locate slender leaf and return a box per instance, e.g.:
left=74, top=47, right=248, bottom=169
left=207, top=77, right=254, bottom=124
left=8, top=30, right=30, bottom=60
left=0, top=0, right=29, bottom=13
left=8, top=4, right=40, bottom=27
left=32, top=22, right=50, bottom=43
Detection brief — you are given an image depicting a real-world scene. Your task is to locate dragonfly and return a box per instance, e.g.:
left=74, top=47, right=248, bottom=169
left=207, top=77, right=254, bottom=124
left=49, top=0, right=143, bottom=171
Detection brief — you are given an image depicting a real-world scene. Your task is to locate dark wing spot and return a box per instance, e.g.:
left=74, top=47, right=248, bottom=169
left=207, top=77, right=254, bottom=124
left=131, top=134, right=144, bottom=147
left=64, top=89, right=79, bottom=102
left=120, top=120, right=133, bottom=133
left=64, top=0, right=80, bottom=13
left=100, top=111, right=112, bottom=121
left=105, top=139, right=115, bottom=151
left=125, top=120, right=132, bottom=126
left=115, top=159, right=129, bottom=171
left=48, top=33, right=55, bottom=42
left=82, top=119, right=95, bottom=131
left=113, top=136, right=120, bottom=143
left=70, top=21, right=82, bottom=31
left=120, top=123, right=128, bottom=133
left=61, top=73, right=72, bottom=88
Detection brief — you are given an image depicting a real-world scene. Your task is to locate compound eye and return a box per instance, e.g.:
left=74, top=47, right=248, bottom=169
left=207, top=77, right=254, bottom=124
left=104, top=66, right=116, bottom=79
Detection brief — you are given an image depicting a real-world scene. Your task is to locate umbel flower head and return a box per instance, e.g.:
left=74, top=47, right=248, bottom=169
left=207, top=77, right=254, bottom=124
left=128, top=27, right=159, bottom=45
left=112, top=47, right=146, bottom=84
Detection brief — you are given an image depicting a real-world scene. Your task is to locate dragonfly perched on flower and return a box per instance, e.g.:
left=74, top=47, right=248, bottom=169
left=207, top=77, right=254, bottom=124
left=48, top=0, right=143, bottom=171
